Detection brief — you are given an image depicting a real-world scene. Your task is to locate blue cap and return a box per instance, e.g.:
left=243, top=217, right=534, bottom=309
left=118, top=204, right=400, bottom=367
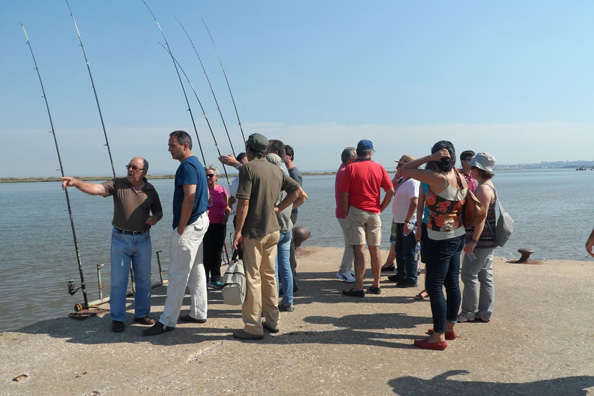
left=357, top=139, right=374, bottom=151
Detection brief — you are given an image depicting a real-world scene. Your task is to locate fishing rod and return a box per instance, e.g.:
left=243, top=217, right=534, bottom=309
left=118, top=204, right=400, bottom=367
left=176, top=18, right=236, bottom=157
left=143, top=0, right=206, bottom=165
left=21, top=22, right=89, bottom=309
left=158, top=43, right=232, bottom=185
left=65, top=0, right=116, bottom=178
left=202, top=18, right=247, bottom=144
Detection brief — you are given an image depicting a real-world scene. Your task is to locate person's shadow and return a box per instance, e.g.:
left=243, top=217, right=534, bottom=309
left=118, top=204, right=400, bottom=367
left=388, top=370, right=594, bottom=395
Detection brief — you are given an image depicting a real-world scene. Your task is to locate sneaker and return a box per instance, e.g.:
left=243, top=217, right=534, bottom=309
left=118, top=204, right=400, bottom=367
left=341, top=288, right=365, bottom=298
left=179, top=315, right=207, bottom=324
left=133, top=316, right=155, bottom=325
left=367, top=286, right=381, bottom=295
left=279, top=303, right=295, bottom=312
left=396, top=280, right=418, bottom=288
left=142, top=321, right=175, bottom=336
left=336, top=271, right=356, bottom=283
left=233, top=329, right=264, bottom=340
left=209, top=280, right=223, bottom=289
left=387, top=274, right=405, bottom=283
left=111, top=320, right=125, bottom=333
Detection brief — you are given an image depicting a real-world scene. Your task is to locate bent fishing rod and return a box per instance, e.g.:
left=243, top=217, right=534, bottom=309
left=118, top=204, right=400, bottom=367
left=202, top=18, right=247, bottom=144
left=158, top=43, right=232, bottom=185
left=65, top=0, right=116, bottom=178
left=176, top=18, right=236, bottom=157
left=21, top=22, right=89, bottom=309
left=143, top=0, right=206, bottom=165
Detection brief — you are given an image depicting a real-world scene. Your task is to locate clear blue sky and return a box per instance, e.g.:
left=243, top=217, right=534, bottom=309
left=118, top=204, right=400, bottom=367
left=2, top=0, right=594, bottom=177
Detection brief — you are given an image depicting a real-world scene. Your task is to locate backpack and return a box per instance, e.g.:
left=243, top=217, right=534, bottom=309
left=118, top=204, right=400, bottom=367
left=221, top=259, right=246, bottom=305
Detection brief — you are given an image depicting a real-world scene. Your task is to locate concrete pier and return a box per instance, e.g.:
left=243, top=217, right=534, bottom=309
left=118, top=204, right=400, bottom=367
left=1, top=247, right=594, bottom=395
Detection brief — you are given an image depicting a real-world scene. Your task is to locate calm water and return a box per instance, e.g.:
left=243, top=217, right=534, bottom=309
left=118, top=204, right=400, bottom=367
left=1, top=169, right=593, bottom=332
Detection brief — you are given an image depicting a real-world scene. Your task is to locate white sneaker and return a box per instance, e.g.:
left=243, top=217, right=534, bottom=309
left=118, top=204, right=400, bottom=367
left=336, top=271, right=356, bottom=283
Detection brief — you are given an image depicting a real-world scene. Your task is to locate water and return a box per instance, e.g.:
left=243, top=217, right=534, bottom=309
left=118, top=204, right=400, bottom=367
left=1, top=169, right=593, bottom=332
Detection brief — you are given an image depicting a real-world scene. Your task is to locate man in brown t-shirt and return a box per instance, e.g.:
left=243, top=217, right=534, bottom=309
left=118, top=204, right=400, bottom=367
left=232, top=133, right=303, bottom=340
left=61, top=157, right=162, bottom=333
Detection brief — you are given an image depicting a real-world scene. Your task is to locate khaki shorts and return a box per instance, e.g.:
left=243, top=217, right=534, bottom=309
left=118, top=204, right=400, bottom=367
left=345, top=206, right=382, bottom=246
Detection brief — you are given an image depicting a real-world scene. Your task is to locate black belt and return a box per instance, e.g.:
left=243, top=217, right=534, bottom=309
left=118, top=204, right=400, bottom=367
left=114, top=227, right=148, bottom=236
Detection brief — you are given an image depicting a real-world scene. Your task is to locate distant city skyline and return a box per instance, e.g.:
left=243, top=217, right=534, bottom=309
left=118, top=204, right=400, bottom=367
left=2, top=1, right=594, bottom=177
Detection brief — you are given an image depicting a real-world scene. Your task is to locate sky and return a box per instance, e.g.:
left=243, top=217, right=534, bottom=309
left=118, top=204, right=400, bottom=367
left=2, top=0, right=594, bottom=178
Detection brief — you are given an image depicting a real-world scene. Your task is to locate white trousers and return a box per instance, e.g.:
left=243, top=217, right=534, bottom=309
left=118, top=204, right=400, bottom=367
left=159, top=212, right=209, bottom=328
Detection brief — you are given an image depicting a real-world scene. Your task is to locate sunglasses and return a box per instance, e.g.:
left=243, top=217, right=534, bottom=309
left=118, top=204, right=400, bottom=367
left=125, top=164, right=144, bottom=171
left=206, top=174, right=216, bottom=178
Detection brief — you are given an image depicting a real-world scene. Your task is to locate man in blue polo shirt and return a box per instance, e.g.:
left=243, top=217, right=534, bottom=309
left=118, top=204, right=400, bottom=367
left=144, top=130, right=210, bottom=335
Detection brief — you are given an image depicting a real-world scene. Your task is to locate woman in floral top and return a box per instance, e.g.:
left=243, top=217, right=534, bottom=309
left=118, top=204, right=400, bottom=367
left=402, top=141, right=468, bottom=351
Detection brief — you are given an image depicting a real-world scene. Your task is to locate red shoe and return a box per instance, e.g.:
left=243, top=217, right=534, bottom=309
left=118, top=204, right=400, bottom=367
left=427, top=328, right=457, bottom=340
left=414, top=337, right=448, bottom=350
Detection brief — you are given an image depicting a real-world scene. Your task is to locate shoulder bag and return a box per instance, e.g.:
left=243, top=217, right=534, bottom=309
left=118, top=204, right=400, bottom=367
left=456, top=170, right=487, bottom=228
left=484, top=187, right=514, bottom=247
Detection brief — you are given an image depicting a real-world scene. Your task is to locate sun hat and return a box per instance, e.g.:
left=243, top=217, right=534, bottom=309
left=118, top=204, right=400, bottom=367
left=469, top=152, right=496, bottom=173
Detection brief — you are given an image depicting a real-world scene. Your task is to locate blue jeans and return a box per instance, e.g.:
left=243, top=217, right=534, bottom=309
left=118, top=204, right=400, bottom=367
left=425, top=235, right=464, bottom=334
left=110, top=228, right=152, bottom=322
left=394, top=222, right=418, bottom=283
left=275, top=231, right=293, bottom=306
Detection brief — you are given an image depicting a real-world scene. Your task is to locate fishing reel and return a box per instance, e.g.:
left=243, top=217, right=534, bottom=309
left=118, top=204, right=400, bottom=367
left=67, top=279, right=81, bottom=296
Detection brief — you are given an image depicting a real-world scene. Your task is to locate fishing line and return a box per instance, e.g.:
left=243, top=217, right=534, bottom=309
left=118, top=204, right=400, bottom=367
left=202, top=18, right=247, bottom=144
left=158, top=43, right=232, bottom=185
left=21, top=22, right=89, bottom=309
left=176, top=18, right=237, bottom=157
left=143, top=0, right=207, bottom=165
left=65, top=0, right=116, bottom=178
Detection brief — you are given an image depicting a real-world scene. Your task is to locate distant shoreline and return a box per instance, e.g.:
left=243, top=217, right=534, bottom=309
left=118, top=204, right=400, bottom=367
left=0, top=171, right=337, bottom=184
left=1, top=166, right=591, bottom=183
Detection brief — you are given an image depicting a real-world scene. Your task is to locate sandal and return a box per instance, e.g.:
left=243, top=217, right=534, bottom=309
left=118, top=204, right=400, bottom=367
left=414, top=290, right=429, bottom=300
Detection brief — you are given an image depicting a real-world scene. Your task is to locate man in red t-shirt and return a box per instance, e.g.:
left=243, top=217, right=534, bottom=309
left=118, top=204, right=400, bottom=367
left=335, top=147, right=357, bottom=283
left=340, top=140, right=395, bottom=297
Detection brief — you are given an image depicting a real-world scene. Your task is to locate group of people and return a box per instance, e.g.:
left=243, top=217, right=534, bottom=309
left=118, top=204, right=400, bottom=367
left=62, top=132, right=503, bottom=350
left=335, top=139, right=499, bottom=351
left=62, top=131, right=306, bottom=339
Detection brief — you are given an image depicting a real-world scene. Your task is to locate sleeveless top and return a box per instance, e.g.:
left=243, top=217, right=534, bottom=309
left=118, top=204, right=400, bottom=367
left=465, top=184, right=497, bottom=248
left=425, top=170, right=467, bottom=241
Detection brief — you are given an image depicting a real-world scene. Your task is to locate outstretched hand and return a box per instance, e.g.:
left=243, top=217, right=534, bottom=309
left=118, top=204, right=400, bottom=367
left=60, top=176, right=76, bottom=190
left=219, top=154, right=239, bottom=168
